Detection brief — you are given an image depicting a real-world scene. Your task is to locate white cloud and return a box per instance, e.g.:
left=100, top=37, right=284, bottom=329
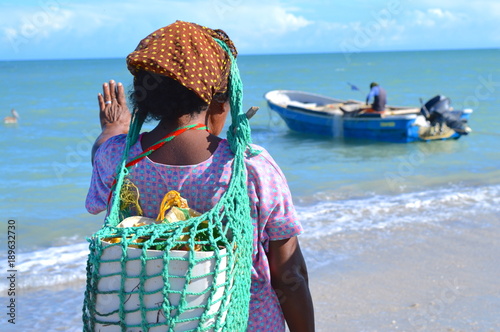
left=1, top=6, right=69, bottom=39
left=197, top=2, right=313, bottom=37
left=188, top=1, right=314, bottom=53
left=269, top=6, right=312, bottom=34
left=414, top=0, right=500, bottom=17
left=0, top=5, right=77, bottom=56
left=411, top=8, right=466, bottom=27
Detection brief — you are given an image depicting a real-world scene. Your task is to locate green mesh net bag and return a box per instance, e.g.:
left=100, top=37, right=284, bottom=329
left=82, top=40, right=255, bottom=332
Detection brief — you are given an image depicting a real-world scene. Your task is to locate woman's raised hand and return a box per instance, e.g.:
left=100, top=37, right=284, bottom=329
left=91, top=80, right=132, bottom=164
left=97, top=80, right=131, bottom=130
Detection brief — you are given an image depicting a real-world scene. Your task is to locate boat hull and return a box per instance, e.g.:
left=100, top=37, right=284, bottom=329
left=268, top=100, right=425, bottom=143
left=265, top=90, right=470, bottom=143
left=343, top=117, right=422, bottom=143
left=270, top=103, right=342, bottom=137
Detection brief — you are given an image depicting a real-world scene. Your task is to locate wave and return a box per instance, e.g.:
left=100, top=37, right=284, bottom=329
left=0, top=242, right=89, bottom=292
left=297, top=183, right=500, bottom=238
left=1, top=184, right=498, bottom=292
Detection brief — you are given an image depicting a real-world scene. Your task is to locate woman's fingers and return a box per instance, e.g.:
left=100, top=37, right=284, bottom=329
left=97, top=93, right=105, bottom=111
left=116, top=82, right=127, bottom=105
left=108, top=80, right=117, bottom=101
left=100, top=80, right=124, bottom=105
left=102, top=82, right=111, bottom=103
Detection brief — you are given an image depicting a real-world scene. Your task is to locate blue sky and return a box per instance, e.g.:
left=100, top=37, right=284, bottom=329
left=1, top=0, right=499, bottom=60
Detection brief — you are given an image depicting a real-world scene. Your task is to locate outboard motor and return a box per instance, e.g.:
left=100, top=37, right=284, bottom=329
left=420, top=95, right=471, bottom=135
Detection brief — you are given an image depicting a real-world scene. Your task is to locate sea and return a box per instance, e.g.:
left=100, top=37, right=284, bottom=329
left=1, top=49, right=499, bottom=331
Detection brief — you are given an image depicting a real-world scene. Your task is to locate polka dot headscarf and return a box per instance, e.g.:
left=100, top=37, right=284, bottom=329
left=126, top=20, right=238, bottom=105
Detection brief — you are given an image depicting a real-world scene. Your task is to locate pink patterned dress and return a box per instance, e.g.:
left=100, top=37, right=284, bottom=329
left=85, top=134, right=303, bottom=331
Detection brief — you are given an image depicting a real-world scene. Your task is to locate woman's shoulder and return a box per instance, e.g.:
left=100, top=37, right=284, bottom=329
left=214, top=140, right=280, bottom=172
left=243, top=143, right=288, bottom=181
left=246, top=143, right=278, bottom=166
left=96, top=133, right=145, bottom=156
left=217, top=140, right=276, bottom=165
left=97, top=133, right=128, bottom=152
left=94, top=133, right=144, bottom=167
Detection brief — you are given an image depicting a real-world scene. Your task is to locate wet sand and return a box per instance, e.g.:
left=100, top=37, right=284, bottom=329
left=309, top=221, right=500, bottom=331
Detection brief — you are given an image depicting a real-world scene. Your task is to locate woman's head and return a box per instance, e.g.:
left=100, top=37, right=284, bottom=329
left=126, top=21, right=237, bottom=122
left=129, top=70, right=229, bottom=122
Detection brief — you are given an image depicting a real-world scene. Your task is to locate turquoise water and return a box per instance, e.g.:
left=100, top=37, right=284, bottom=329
left=0, top=49, right=499, bottom=331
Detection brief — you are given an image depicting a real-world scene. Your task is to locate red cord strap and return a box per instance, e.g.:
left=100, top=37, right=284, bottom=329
left=107, top=123, right=208, bottom=205
left=126, top=123, right=207, bottom=168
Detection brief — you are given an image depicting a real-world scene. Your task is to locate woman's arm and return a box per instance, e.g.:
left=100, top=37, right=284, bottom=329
left=91, top=80, right=131, bottom=164
left=268, top=236, right=315, bottom=332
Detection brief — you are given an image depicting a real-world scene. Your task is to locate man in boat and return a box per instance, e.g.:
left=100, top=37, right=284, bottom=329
left=365, top=82, right=387, bottom=112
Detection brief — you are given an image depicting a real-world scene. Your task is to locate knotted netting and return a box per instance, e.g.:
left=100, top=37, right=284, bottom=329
left=82, top=39, right=255, bottom=332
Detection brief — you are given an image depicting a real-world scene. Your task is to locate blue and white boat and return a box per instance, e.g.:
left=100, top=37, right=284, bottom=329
left=264, top=90, right=473, bottom=143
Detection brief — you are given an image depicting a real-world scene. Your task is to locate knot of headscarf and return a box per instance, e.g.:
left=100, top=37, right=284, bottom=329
left=126, top=20, right=237, bottom=105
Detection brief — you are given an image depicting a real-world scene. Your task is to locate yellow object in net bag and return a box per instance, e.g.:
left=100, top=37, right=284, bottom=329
left=106, top=190, right=221, bottom=252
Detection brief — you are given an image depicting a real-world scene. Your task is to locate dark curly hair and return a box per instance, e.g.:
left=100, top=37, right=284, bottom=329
left=129, top=70, right=229, bottom=122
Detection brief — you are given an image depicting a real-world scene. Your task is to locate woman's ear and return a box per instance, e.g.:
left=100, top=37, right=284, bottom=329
left=208, top=99, right=229, bottom=115
left=206, top=100, right=230, bottom=135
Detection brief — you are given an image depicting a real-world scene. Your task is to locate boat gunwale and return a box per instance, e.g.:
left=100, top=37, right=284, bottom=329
left=267, top=98, right=419, bottom=121
left=265, top=90, right=421, bottom=119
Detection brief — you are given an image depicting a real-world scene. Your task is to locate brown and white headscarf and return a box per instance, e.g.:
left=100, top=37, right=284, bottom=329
left=126, top=20, right=237, bottom=105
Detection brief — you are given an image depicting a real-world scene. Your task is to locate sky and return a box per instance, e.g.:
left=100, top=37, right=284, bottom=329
left=1, top=0, right=499, bottom=61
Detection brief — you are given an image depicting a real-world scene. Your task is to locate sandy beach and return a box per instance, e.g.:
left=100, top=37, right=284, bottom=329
left=10, top=218, right=500, bottom=332
left=309, top=220, right=500, bottom=331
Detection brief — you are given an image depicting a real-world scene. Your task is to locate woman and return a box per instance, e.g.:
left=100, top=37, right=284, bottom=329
left=86, top=21, right=314, bottom=332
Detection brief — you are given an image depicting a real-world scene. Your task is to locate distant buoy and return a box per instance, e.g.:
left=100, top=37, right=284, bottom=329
left=4, top=109, right=19, bottom=124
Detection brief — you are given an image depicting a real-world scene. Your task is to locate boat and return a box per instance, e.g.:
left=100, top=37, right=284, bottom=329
left=264, top=90, right=473, bottom=143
